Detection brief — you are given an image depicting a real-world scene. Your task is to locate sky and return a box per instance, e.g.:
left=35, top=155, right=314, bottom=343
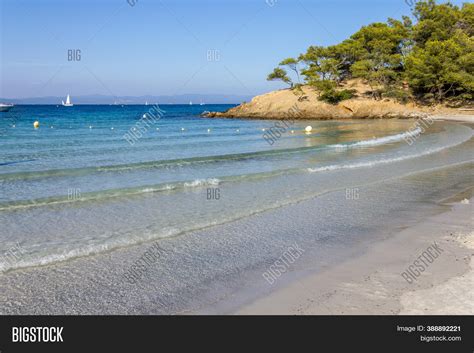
left=0, top=0, right=467, bottom=99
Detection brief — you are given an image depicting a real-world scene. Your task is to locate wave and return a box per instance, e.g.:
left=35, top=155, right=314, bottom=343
left=330, top=127, right=422, bottom=149
left=0, top=129, right=416, bottom=181
left=0, top=178, right=222, bottom=211
left=184, top=178, right=220, bottom=187
left=2, top=128, right=471, bottom=211
left=308, top=131, right=472, bottom=173
left=3, top=159, right=473, bottom=273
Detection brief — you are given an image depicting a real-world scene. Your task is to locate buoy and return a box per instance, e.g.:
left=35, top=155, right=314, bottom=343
left=305, top=126, right=312, bottom=133
left=207, top=129, right=211, bottom=133
left=111, top=127, right=114, bottom=130
left=181, top=128, right=185, bottom=131
left=262, top=128, right=266, bottom=131
left=89, top=125, right=92, bottom=129
left=33, top=121, right=39, bottom=129
left=156, top=128, right=159, bottom=131
left=12, top=125, right=15, bottom=128
left=291, top=130, right=294, bottom=133
left=50, top=126, right=53, bottom=129
left=236, top=129, right=240, bottom=132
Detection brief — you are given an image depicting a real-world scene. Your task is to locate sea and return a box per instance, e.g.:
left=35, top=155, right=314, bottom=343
left=0, top=104, right=473, bottom=275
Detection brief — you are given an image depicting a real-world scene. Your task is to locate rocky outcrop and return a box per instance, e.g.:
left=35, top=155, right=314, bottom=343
left=203, top=84, right=432, bottom=120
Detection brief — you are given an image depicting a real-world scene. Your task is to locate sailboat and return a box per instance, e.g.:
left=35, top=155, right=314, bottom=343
left=189, top=101, right=193, bottom=105
left=62, top=94, right=73, bottom=107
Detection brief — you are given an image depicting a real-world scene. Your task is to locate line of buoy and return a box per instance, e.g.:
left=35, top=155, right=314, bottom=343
left=25, top=126, right=317, bottom=133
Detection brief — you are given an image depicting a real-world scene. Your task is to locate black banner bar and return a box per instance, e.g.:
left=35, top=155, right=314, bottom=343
left=0, top=315, right=472, bottom=352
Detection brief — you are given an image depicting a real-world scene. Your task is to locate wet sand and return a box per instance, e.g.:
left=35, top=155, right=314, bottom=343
left=0, top=121, right=472, bottom=315
left=238, top=195, right=473, bottom=315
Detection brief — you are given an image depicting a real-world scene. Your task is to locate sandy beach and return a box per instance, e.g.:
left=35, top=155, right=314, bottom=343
left=432, top=115, right=474, bottom=123
left=238, top=195, right=473, bottom=315
left=0, top=120, right=472, bottom=314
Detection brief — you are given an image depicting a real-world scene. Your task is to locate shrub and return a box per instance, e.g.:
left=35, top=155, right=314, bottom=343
left=319, top=89, right=356, bottom=104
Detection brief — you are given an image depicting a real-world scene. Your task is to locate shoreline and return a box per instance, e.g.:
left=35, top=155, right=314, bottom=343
left=0, top=178, right=472, bottom=315
left=0, top=120, right=472, bottom=315
left=237, top=194, right=473, bottom=315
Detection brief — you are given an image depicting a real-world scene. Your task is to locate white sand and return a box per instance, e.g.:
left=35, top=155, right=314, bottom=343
left=400, top=229, right=474, bottom=314
left=237, top=198, right=473, bottom=315
left=431, top=115, right=474, bottom=123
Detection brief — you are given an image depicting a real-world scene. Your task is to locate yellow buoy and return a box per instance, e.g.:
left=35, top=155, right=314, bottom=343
left=33, top=121, right=39, bottom=129
left=305, top=126, right=312, bottom=133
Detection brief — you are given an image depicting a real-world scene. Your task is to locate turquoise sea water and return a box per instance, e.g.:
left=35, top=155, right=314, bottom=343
left=0, top=105, right=472, bottom=272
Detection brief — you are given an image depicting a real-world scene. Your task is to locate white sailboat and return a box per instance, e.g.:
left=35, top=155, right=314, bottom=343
left=62, top=94, right=73, bottom=107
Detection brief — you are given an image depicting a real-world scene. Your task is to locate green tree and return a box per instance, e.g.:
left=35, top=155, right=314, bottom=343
left=349, top=20, right=409, bottom=98
left=267, top=67, right=293, bottom=87
left=267, top=0, right=473, bottom=104
left=405, top=1, right=473, bottom=102
left=405, top=31, right=474, bottom=101
left=279, top=58, right=301, bottom=83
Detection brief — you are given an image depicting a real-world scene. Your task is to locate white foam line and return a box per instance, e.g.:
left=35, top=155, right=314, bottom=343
left=330, top=127, right=422, bottom=149
left=308, top=131, right=472, bottom=173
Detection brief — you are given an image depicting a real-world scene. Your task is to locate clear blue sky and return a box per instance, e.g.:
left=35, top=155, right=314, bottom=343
left=0, top=0, right=466, bottom=99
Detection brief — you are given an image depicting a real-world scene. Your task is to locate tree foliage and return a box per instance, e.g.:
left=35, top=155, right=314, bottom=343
left=267, top=67, right=293, bottom=87
left=267, top=0, right=473, bottom=104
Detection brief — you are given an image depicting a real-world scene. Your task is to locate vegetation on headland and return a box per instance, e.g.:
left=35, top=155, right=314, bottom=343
left=267, top=0, right=473, bottom=106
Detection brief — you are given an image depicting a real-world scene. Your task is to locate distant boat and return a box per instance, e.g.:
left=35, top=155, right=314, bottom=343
left=200, top=101, right=205, bottom=106
left=62, top=94, right=73, bottom=107
left=189, top=101, right=193, bottom=105
left=145, top=101, right=148, bottom=106
left=0, top=103, right=14, bottom=112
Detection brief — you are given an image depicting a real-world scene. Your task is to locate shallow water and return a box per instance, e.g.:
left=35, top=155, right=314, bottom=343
left=0, top=105, right=473, bottom=273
